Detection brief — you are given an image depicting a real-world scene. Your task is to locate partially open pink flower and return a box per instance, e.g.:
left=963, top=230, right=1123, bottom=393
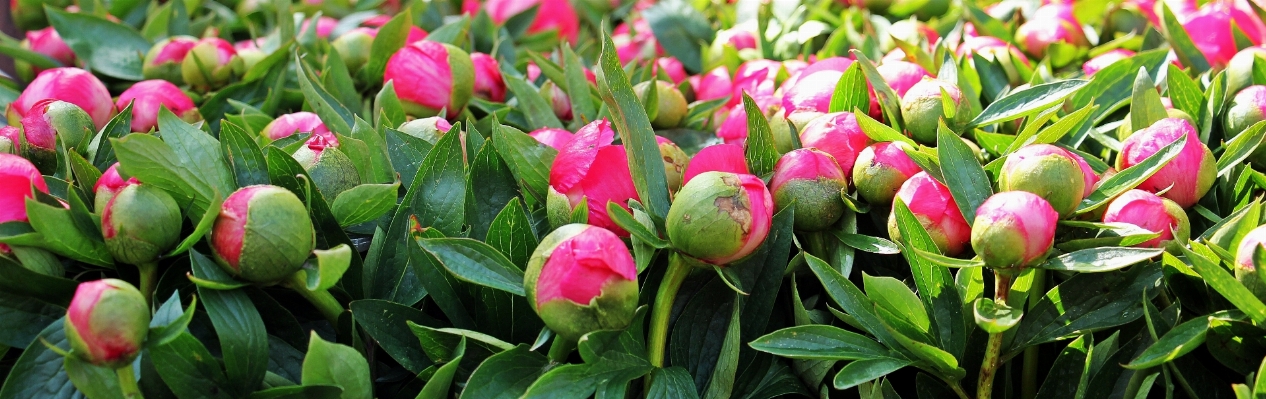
left=483, top=0, right=580, bottom=42
left=1104, top=189, right=1190, bottom=249
left=0, top=153, right=48, bottom=224
left=7, top=67, right=113, bottom=129
left=799, top=112, right=873, bottom=183
left=547, top=119, right=640, bottom=236
left=1083, top=49, right=1136, bottom=76
left=730, top=59, right=781, bottom=107
left=770, top=148, right=849, bottom=231
left=853, top=141, right=922, bottom=205
left=529, top=127, right=574, bottom=150
left=471, top=52, right=507, bottom=102
left=525, top=224, right=638, bottom=340
left=116, top=80, right=198, bottom=133
left=1183, top=0, right=1266, bottom=67
left=65, top=279, right=149, bottom=367
left=1236, top=224, right=1266, bottom=271
left=656, top=57, right=688, bottom=83
left=263, top=112, right=338, bottom=146
left=384, top=41, right=474, bottom=119
left=667, top=171, right=773, bottom=264
left=683, top=143, right=749, bottom=184
left=1116, top=118, right=1215, bottom=208
left=692, top=66, right=733, bottom=103
left=21, top=27, right=75, bottom=73
left=971, top=191, right=1059, bottom=268
left=890, top=171, right=971, bottom=256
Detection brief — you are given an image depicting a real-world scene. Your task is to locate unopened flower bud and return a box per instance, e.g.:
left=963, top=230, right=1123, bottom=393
left=799, top=112, right=873, bottom=184
left=524, top=224, right=638, bottom=340
left=889, top=172, right=970, bottom=256
left=292, top=136, right=361, bottom=200
left=541, top=80, right=573, bottom=122
left=65, top=279, right=149, bottom=368
left=998, top=144, right=1085, bottom=216
left=384, top=41, right=474, bottom=119
left=658, top=136, right=688, bottom=193
left=471, top=52, right=507, bottom=102
left=143, top=36, right=199, bottom=85
left=971, top=191, right=1059, bottom=268
left=853, top=141, right=922, bottom=205
left=20, top=99, right=94, bottom=171
left=682, top=143, right=749, bottom=184
left=331, top=28, right=375, bottom=74
left=116, top=80, right=200, bottom=133
left=7, top=67, right=114, bottom=130
left=1103, top=189, right=1190, bottom=249
left=771, top=148, right=848, bottom=231
left=181, top=38, right=243, bottom=91
left=666, top=171, right=773, bottom=264
left=211, top=185, right=316, bottom=283
left=1116, top=118, right=1215, bottom=208
left=399, top=116, right=454, bottom=144
left=102, top=182, right=182, bottom=265
left=900, top=78, right=972, bottom=145
left=17, top=27, right=75, bottom=80
left=634, top=80, right=688, bottom=129
left=94, top=163, right=135, bottom=212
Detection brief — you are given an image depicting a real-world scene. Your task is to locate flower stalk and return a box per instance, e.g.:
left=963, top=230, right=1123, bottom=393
left=978, top=271, right=1013, bottom=399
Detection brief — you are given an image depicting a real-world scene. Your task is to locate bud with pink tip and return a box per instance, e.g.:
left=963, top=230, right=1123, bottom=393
left=16, top=27, right=75, bottom=80
left=546, top=119, right=640, bottom=236
left=529, top=127, right=574, bottom=150
left=1233, top=224, right=1266, bottom=299
left=0, top=126, right=17, bottom=155
left=181, top=37, right=243, bottom=91
left=693, top=67, right=733, bottom=103
left=853, top=141, right=922, bottom=205
left=1083, top=49, right=1136, bottom=77
left=1103, top=189, right=1190, bottom=249
left=540, top=80, right=573, bottom=122
left=1227, top=47, right=1266, bottom=95
left=667, top=171, right=773, bottom=264
left=1067, top=150, right=1100, bottom=199
left=683, top=143, right=749, bottom=184
left=956, top=37, right=1030, bottom=85
left=398, top=116, right=455, bottom=144
left=64, top=279, right=150, bottom=368
left=211, top=185, right=316, bottom=283
left=970, top=191, right=1059, bottom=268
left=655, top=57, right=688, bottom=84
left=7, top=68, right=114, bottom=130
left=482, top=0, right=580, bottom=43
left=634, top=80, right=688, bottom=128
left=116, top=80, right=200, bottom=133
left=1015, top=5, right=1089, bottom=62
left=331, top=28, right=376, bottom=74
left=900, top=77, right=971, bottom=145
left=799, top=112, right=873, bottom=184
left=1183, top=1, right=1266, bottom=68
left=1225, top=85, right=1266, bottom=138
left=782, top=70, right=845, bottom=123
left=877, top=60, right=931, bottom=99
left=998, top=144, right=1086, bottom=216
left=0, top=153, right=49, bottom=226
left=889, top=172, right=971, bottom=256
left=291, top=136, right=361, bottom=200
left=20, top=99, right=96, bottom=171
left=94, top=163, right=136, bottom=212
left=770, top=148, right=849, bottom=231
left=1116, top=118, right=1215, bottom=208
left=524, top=224, right=638, bottom=340
left=102, top=181, right=182, bottom=265
left=143, top=36, right=198, bottom=85
left=262, top=112, right=337, bottom=145
left=385, top=41, right=474, bottom=119
left=471, top=53, right=507, bottom=102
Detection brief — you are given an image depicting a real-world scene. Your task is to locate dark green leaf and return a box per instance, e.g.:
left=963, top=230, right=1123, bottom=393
left=937, top=123, right=992, bottom=224
left=330, top=183, right=399, bottom=227
left=147, top=332, right=234, bottom=399
left=46, top=8, right=150, bottom=80
left=492, top=124, right=556, bottom=202
left=295, top=54, right=354, bottom=135
left=1179, top=247, right=1266, bottom=323
left=1006, top=263, right=1163, bottom=356
left=417, top=238, right=526, bottom=296
left=461, top=344, right=549, bottom=399
left=969, top=79, right=1089, bottom=128
left=1037, top=247, right=1164, bottom=272
left=504, top=74, right=564, bottom=129
left=1126, top=316, right=1210, bottom=369
left=219, top=120, right=271, bottom=187
left=742, top=94, right=781, bottom=176
left=198, top=286, right=268, bottom=396
left=301, top=333, right=372, bottom=399
left=350, top=300, right=438, bottom=374
left=648, top=367, right=701, bottom=399
left=832, top=358, right=912, bottom=390
left=748, top=325, right=889, bottom=360
left=1161, top=3, right=1211, bottom=73
left=0, top=291, right=63, bottom=349
left=62, top=355, right=122, bottom=399
left=643, top=0, right=714, bottom=73
left=411, top=129, right=467, bottom=236
left=597, top=32, right=672, bottom=221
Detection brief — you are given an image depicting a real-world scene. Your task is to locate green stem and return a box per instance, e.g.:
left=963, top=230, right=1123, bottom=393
left=116, top=364, right=143, bottom=399
left=285, top=274, right=345, bottom=325
left=647, top=253, right=695, bottom=368
left=137, top=263, right=158, bottom=308
left=949, top=381, right=971, bottom=399
left=1020, top=268, right=1045, bottom=399
left=548, top=337, right=576, bottom=363
left=977, top=271, right=1013, bottom=399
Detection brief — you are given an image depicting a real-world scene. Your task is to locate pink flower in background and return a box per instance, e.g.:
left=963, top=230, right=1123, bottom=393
left=116, top=80, right=198, bottom=133
left=692, top=67, right=733, bottom=103
left=23, top=27, right=75, bottom=71
left=263, top=112, right=338, bottom=145
left=481, top=0, right=579, bottom=42
left=655, top=57, right=688, bottom=83
left=1083, top=49, right=1136, bottom=76
left=0, top=153, right=48, bottom=224
left=384, top=41, right=473, bottom=119
left=1183, top=0, right=1266, bottom=67
left=471, top=52, right=507, bottom=102
left=8, top=67, right=114, bottom=129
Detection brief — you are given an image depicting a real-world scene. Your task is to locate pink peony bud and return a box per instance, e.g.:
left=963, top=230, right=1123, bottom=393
left=667, top=171, right=773, bottom=264
left=546, top=119, right=640, bottom=236
left=399, top=116, right=455, bottom=144
left=303, top=16, right=338, bottom=39
left=0, top=126, right=16, bottom=154
left=683, top=143, right=749, bottom=184
left=540, top=80, right=573, bottom=121
left=727, top=30, right=757, bottom=49
left=999, top=144, right=1086, bottom=216
left=889, top=171, right=971, bottom=256
left=331, top=28, right=377, bottom=74
left=1183, top=1, right=1266, bottom=67
left=799, top=112, right=873, bottom=184
left=1236, top=224, right=1266, bottom=271
left=65, top=279, right=150, bottom=368
left=292, top=135, right=361, bottom=200
left=524, top=224, right=638, bottom=340
left=853, top=141, right=922, bottom=205
left=970, top=191, right=1059, bottom=268
left=143, top=36, right=197, bottom=85
left=18, top=27, right=75, bottom=78
left=102, top=181, right=182, bottom=265
left=529, top=127, right=575, bottom=150
left=770, top=148, right=849, bottom=231
left=1015, top=5, right=1090, bottom=60
left=655, top=57, right=688, bottom=84
left=900, top=77, right=971, bottom=145
left=877, top=60, right=931, bottom=99
left=211, top=185, right=316, bottom=283
left=1116, top=118, right=1216, bottom=208
left=730, top=59, right=781, bottom=107
left=1225, top=85, right=1266, bottom=137
left=115, top=80, right=200, bottom=133
left=483, top=0, right=580, bottom=42
left=693, top=67, right=733, bottom=103
left=1083, top=49, right=1136, bottom=77
left=716, top=106, right=750, bottom=144
left=634, top=80, right=688, bottom=128
left=20, top=99, right=96, bottom=171
left=263, top=112, right=338, bottom=145
left=180, top=38, right=243, bottom=91
left=782, top=70, right=844, bottom=120
left=613, top=19, right=661, bottom=64
left=1103, top=189, right=1190, bottom=249
left=7, top=67, right=113, bottom=129
left=471, top=52, right=507, bottom=102
left=0, top=153, right=49, bottom=225
left=385, top=41, right=475, bottom=119
left=94, top=163, right=137, bottom=212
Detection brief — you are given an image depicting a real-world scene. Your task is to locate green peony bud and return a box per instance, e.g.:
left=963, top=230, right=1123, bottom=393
left=634, top=80, right=688, bottom=129
left=102, top=183, right=182, bottom=266
left=770, top=148, right=849, bottom=231
left=291, top=136, right=361, bottom=201
left=900, top=78, right=972, bottom=145
left=666, top=171, right=774, bottom=264
left=210, top=185, right=316, bottom=283
left=998, top=144, right=1086, bottom=217
left=65, top=279, right=150, bottom=368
